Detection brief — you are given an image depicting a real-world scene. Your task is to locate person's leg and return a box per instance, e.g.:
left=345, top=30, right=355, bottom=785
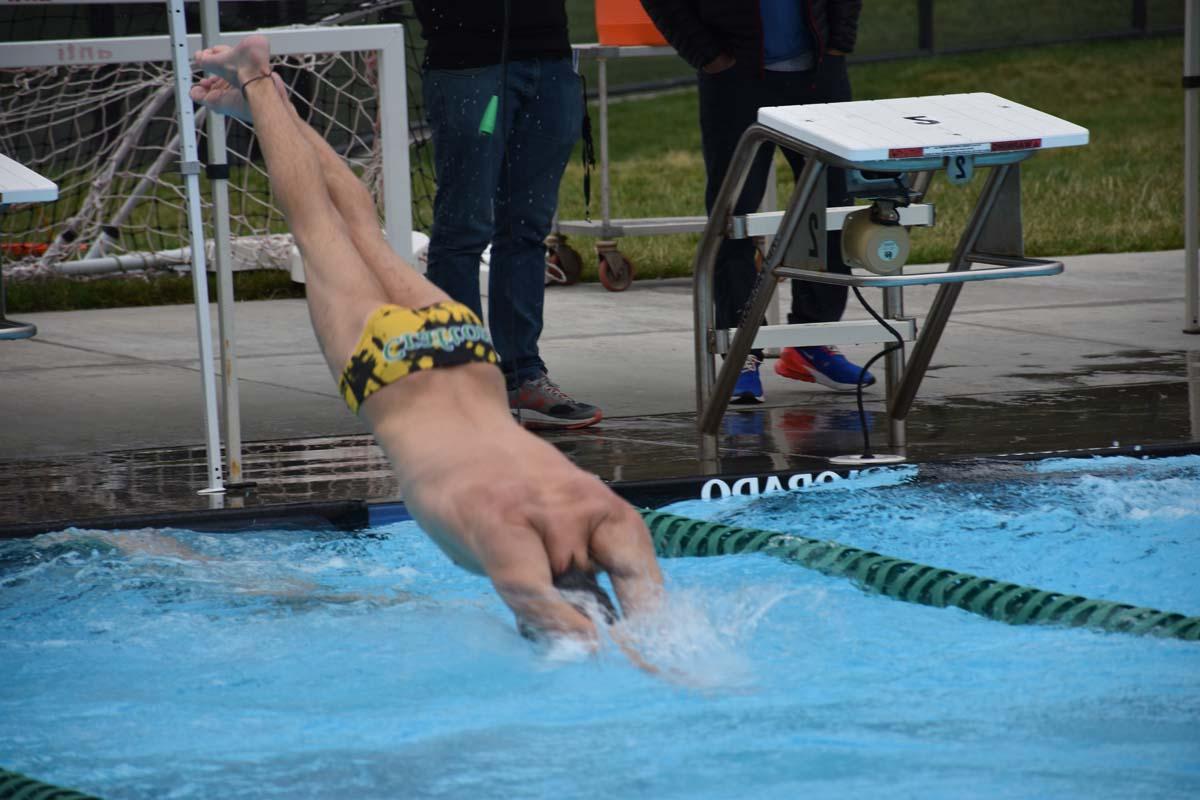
left=488, top=57, right=581, bottom=386
left=488, top=58, right=599, bottom=429
left=280, top=96, right=439, bottom=308
left=698, top=61, right=776, bottom=403
left=776, top=57, right=853, bottom=326
left=698, top=61, right=775, bottom=332
left=422, top=65, right=506, bottom=320
left=765, top=57, right=873, bottom=391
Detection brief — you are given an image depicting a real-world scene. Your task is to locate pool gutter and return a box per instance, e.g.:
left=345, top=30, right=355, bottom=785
left=4, top=440, right=1199, bottom=539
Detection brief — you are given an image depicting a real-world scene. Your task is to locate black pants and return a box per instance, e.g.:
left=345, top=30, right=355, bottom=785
left=698, top=55, right=853, bottom=331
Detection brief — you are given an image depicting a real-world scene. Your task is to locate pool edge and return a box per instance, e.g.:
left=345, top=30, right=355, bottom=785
left=4, top=439, right=1199, bottom=539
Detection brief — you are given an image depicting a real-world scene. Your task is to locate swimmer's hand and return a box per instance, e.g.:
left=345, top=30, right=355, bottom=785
left=361, top=363, right=665, bottom=645
left=518, top=567, right=618, bottom=640
left=515, top=567, right=658, bottom=675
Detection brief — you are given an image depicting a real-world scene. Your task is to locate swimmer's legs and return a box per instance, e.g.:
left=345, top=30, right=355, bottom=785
left=195, top=37, right=444, bottom=373
left=277, top=100, right=435, bottom=309
left=192, top=46, right=442, bottom=323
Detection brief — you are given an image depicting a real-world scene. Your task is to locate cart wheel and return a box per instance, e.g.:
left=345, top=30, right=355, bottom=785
left=546, top=244, right=583, bottom=286
left=598, top=250, right=635, bottom=292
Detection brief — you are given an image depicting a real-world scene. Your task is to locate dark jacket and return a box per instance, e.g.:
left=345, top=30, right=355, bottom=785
left=639, top=0, right=862, bottom=72
left=413, top=1, right=570, bottom=69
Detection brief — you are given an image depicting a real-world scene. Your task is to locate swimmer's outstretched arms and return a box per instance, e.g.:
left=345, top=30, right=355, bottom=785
left=190, top=36, right=664, bottom=644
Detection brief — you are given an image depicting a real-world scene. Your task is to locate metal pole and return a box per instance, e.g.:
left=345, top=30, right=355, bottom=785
left=881, top=286, right=906, bottom=449
left=166, top=0, right=224, bottom=494
left=379, top=23, right=413, bottom=261
left=1190, top=349, right=1200, bottom=438
left=703, top=157, right=824, bottom=431
left=694, top=128, right=772, bottom=460
left=200, top=0, right=246, bottom=485
left=599, top=56, right=611, bottom=227
left=763, top=160, right=781, bottom=326
left=1185, top=350, right=1195, bottom=438
left=696, top=131, right=824, bottom=436
left=889, top=163, right=1012, bottom=420
left=1185, top=0, right=1200, bottom=333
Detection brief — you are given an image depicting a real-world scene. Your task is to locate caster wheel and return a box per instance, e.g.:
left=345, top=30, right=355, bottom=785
left=598, top=250, right=635, bottom=292
left=546, top=244, right=583, bottom=286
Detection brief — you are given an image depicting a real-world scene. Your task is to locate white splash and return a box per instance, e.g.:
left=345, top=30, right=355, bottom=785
left=605, top=584, right=803, bottom=691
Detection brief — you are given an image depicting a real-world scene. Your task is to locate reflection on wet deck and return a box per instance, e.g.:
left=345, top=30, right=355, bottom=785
left=3, top=378, right=1197, bottom=535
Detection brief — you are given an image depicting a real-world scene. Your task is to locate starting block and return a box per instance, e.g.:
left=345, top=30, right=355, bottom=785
left=693, top=93, right=1089, bottom=461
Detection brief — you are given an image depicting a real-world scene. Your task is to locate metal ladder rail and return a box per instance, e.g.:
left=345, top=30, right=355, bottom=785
left=693, top=125, right=828, bottom=460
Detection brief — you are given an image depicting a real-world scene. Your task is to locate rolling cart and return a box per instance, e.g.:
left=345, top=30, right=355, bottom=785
left=550, top=43, right=709, bottom=291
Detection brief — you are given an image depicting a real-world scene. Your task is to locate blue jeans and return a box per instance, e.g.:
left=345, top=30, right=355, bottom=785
left=423, top=58, right=582, bottom=387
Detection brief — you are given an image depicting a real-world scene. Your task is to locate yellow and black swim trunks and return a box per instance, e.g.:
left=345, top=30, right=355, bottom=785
left=338, top=301, right=499, bottom=413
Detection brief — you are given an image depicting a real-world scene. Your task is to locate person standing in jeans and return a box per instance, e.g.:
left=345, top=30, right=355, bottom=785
left=413, top=1, right=602, bottom=429
left=640, top=0, right=872, bottom=404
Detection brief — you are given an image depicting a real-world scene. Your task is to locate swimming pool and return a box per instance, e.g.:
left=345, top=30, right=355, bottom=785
left=1, top=455, right=1197, bottom=799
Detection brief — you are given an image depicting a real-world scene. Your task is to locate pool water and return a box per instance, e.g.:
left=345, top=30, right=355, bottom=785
left=1, top=455, right=1198, bottom=799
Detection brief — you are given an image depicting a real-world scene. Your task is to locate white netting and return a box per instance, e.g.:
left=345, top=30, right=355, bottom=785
left=0, top=45, right=385, bottom=278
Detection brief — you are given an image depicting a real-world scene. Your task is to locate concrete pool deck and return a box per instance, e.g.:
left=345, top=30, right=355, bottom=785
left=2, top=249, right=1199, bottom=531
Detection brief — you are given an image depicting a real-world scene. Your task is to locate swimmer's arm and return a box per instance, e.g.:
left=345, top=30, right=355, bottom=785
left=365, top=365, right=664, bottom=643
left=37, top=530, right=215, bottom=562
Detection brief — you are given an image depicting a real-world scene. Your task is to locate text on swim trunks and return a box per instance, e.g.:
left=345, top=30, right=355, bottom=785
left=382, top=323, right=491, bottom=362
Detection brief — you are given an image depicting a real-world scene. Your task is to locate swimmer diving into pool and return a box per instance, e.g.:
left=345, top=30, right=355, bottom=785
left=189, top=35, right=663, bottom=644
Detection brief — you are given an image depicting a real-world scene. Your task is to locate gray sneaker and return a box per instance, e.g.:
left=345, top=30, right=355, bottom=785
left=508, top=374, right=603, bottom=430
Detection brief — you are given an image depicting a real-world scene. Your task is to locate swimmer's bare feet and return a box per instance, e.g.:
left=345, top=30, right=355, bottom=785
left=189, top=74, right=288, bottom=123
left=193, top=34, right=271, bottom=87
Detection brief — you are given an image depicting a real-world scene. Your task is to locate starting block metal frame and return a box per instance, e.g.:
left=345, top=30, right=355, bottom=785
left=694, top=93, right=1089, bottom=461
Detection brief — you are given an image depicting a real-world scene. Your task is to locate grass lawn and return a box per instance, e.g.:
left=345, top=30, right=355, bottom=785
left=553, top=35, right=1185, bottom=282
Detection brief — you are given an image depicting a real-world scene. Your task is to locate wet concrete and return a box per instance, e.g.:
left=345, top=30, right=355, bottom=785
left=3, top=378, right=1196, bottom=534
left=1, top=250, right=1198, bottom=533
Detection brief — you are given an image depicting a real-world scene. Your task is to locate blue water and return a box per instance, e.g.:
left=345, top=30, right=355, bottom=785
left=1, top=455, right=1198, bottom=799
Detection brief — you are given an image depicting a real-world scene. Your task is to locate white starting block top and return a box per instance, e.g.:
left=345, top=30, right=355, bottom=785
left=0, top=153, right=59, bottom=206
left=758, top=92, right=1089, bottom=165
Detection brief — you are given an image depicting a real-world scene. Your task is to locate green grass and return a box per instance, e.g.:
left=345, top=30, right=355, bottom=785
left=5, top=270, right=304, bottom=314
left=553, top=36, right=1184, bottom=282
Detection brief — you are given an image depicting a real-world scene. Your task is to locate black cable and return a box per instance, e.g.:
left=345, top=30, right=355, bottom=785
left=850, top=285, right=905, bottom=458
left=498, top=0, right=511, bottom=88
left=579, top=73, right=596, bottom=221
left=892, top=174, right=913, bottom=207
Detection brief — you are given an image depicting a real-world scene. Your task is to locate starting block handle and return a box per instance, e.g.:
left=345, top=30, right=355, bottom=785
left=730, top=202, right=935, bottom=239
left=774, top=256, right=1063, bottom=288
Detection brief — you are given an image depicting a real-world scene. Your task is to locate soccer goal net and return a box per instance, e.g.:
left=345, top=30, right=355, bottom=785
left=0, top=2, right=430, bottom=279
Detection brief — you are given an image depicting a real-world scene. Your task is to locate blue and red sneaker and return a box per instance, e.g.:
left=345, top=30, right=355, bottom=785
left=731, top=354, right=765, bottom=404
left=775, top=346, right=875, bottom=392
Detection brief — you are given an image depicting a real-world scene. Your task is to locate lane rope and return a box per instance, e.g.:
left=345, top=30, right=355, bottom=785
left=0, top=767, right=100, bottom=799
left=639, top=510, right=1200, bottom=641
